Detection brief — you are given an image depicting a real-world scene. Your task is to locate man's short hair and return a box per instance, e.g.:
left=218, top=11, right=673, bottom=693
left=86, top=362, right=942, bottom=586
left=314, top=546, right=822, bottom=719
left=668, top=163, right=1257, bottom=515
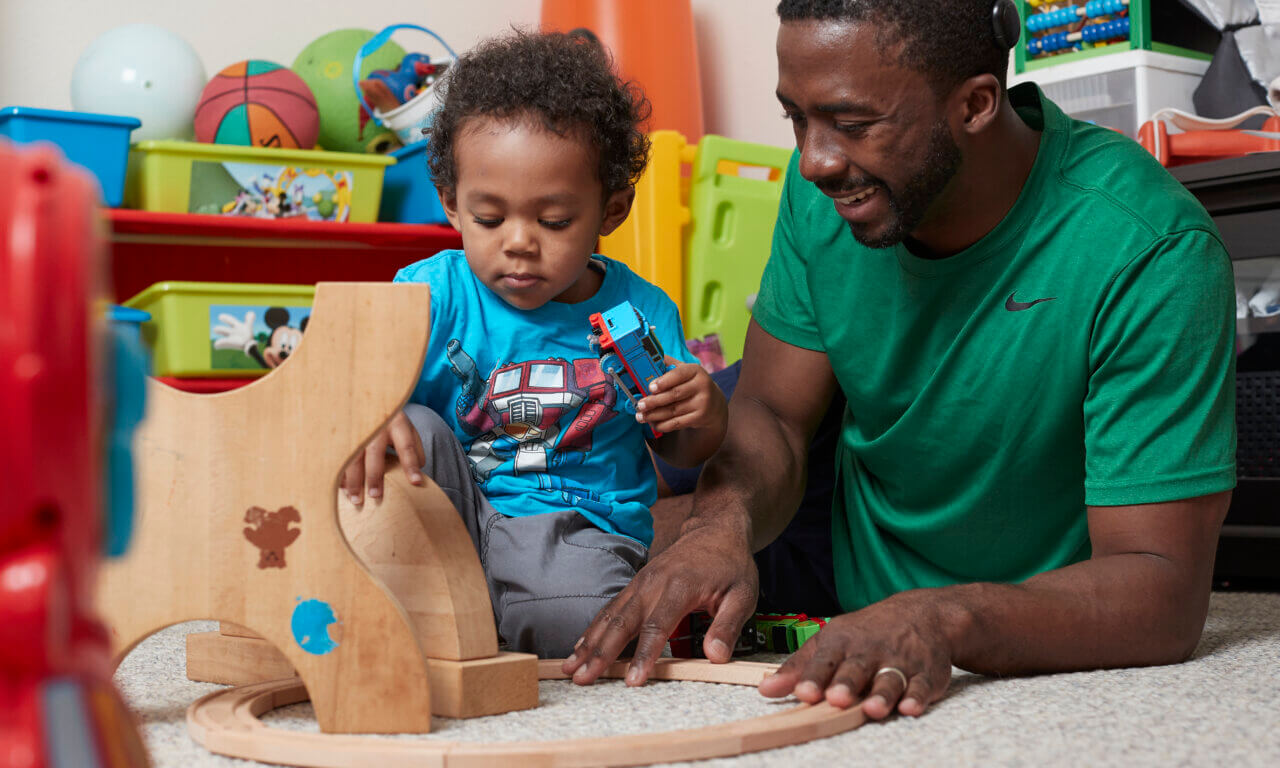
left=776, top=0, right=1010, bottom=93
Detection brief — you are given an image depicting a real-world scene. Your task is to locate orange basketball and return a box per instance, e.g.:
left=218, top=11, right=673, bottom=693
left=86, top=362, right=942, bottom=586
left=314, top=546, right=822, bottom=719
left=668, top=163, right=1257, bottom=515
left=194, top=60, right=320, bottom=149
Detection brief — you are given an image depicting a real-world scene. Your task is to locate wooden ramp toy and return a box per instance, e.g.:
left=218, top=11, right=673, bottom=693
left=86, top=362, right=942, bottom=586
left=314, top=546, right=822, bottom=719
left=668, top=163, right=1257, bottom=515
left=98, top=282, right=537, bottom=733
left=185, top=455, right=538, bottom=719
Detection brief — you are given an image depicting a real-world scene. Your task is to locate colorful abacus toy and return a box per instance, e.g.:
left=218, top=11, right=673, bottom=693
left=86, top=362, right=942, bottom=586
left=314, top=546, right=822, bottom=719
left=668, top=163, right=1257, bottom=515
left=1013, top=0, right=1214, bottom=75
left=1024, top=0, right=1131, bottom=60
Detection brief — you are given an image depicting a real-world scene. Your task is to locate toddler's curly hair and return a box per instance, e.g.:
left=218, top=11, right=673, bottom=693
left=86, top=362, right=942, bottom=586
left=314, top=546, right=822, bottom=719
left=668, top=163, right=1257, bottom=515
left=426, top=29, right=651, bottom=195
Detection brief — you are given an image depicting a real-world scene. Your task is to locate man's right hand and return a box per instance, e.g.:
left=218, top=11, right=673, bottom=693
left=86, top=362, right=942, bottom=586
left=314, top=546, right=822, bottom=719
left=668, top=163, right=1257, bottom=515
left=340, top=409, right=426, bottom=505
left=561, top=516, right=760, bottom=685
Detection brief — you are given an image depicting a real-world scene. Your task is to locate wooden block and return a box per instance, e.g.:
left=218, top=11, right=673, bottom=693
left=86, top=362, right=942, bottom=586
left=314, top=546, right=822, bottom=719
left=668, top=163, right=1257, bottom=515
left=187, top=631, right=294, bottom=686
left=187, top=631, right=538, bottom=719
left=424, top=652, right=539, bottom=719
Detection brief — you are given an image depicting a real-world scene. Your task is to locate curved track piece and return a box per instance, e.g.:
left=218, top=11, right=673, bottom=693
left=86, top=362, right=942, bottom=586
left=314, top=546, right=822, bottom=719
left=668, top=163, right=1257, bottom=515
left=188, top=658, right=867, bottom=767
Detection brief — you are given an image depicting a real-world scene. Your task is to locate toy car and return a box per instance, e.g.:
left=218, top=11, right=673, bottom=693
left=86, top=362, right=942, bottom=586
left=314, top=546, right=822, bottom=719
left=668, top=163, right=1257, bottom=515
left=588, top=301, right=675, bottom=437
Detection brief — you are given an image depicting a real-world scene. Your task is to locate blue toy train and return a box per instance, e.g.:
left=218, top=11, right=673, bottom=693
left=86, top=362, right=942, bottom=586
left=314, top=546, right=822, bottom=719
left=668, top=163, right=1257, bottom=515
left=589, top=301, right=675, bottom=438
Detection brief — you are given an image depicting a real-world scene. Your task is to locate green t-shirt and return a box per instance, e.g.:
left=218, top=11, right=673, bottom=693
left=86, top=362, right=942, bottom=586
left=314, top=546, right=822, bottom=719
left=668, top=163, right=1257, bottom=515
left=753, top=84, right=1237, bottom=612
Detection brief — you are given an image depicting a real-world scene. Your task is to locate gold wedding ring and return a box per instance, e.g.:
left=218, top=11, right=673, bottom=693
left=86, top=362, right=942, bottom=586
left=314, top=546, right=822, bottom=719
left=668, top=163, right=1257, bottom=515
left=874, top=666, right=908, bottom=689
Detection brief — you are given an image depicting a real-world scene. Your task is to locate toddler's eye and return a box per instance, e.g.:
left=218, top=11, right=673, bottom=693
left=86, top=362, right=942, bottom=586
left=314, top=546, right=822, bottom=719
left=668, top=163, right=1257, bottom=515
left=540, top=219, right=572, bottom=230
left=473, top=217, right=502, bottom=227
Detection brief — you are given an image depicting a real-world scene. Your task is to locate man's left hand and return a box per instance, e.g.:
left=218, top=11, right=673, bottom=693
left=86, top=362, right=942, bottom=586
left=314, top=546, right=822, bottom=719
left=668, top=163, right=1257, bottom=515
left=758, top=589, right=956, bottom=719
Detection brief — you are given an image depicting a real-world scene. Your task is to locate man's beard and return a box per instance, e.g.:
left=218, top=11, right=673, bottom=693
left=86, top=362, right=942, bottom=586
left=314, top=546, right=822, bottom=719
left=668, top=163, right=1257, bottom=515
left=845, top=120, right=962, bottom=250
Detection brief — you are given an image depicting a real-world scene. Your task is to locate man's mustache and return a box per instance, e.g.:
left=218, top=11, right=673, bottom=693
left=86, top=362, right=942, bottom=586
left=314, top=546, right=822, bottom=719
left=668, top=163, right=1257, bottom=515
left=816, top=177, right=884, bottom=196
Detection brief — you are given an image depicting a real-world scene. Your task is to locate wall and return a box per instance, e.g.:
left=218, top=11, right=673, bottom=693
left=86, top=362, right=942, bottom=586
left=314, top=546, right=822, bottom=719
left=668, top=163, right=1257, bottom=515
left=0, top=0, right=797, bottom=148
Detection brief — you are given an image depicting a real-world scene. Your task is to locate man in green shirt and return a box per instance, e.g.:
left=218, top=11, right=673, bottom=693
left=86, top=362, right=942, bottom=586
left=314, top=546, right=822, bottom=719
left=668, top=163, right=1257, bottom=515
left=564, top=0, right=1236, bottom=719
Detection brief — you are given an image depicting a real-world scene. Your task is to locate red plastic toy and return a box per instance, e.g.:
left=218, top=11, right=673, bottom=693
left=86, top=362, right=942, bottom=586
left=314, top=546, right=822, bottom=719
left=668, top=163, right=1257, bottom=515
left=1, top=142, right=149, bottom=767
left=1138, top=105, right=1280, bottom=168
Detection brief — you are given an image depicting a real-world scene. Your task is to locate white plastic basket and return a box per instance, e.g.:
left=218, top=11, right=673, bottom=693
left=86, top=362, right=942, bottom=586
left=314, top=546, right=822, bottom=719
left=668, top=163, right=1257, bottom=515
left=1011, top=50, right=1209, bottom=138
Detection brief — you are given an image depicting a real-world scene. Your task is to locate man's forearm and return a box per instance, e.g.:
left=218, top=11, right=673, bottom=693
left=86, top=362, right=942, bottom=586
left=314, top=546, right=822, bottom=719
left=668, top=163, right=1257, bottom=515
left=651, top=421, right=726, bottom=469
left=937, top=551, right=1215, bottom=676
left=686, top=396, right=810, bottom=552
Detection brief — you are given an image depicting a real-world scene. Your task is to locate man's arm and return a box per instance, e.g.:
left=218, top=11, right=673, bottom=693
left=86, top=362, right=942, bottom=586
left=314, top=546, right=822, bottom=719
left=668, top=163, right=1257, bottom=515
left=563, top=321, right=839, bottom=685
left=759, top=490, right=1230, bottom=718
left=690, top=323, right=838, bottom=550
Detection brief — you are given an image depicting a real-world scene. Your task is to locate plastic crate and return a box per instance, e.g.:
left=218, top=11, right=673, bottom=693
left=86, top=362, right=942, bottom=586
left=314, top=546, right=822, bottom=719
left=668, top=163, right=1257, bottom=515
left=682, top=135, right=791, bottom=364
left=599, top=130, right=694, bottom=308
left=378, top=140, right=448, bottom=225
left=0, top=106, right=140, bottom=206
left=123, top=281, right=315, bottom=378
left=125, top=140, right=393, bottom=222
left=1011, top=49, right=1208, bottom=137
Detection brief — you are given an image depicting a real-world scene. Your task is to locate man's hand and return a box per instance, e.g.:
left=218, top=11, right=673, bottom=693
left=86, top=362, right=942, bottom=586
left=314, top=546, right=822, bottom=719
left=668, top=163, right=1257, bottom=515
left=340, top=409, right=426, bottom=505
left=636, top=358, right=728, bottom=436
left=562, top=518, right=759, bottom=685
left=758, top=590, right=956, bottom=719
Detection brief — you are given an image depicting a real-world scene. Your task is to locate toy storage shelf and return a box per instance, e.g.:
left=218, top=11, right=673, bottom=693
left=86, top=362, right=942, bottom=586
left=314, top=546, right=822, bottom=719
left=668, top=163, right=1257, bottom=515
left=106, top=210, right=461, bottom=303
left=1171, top=152, right=1280, bottom=589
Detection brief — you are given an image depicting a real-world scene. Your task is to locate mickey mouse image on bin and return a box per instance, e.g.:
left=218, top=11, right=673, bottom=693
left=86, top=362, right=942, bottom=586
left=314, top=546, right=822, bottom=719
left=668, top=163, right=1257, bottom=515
left=212, top=306, right=309, bottom=369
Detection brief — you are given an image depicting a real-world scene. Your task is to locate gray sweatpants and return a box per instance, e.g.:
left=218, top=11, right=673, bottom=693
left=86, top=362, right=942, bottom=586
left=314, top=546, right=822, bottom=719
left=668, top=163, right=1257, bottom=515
left=402, top=404, right=648, bottom=658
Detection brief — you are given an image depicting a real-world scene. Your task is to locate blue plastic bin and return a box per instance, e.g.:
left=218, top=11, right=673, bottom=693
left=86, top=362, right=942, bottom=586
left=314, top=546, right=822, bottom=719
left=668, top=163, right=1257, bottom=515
left=106, top=304, right=150, bottom=557
left=378, top=140, right=449, bottom=225
left=0, top=106, right=141, bottom=207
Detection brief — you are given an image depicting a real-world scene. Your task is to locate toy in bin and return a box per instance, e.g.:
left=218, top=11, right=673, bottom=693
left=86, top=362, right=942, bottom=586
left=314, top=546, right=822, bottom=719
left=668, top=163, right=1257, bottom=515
left=588, top=300, right=675, bottom=437
left=360, top=53, right=449, bottom=115
left=354, top=24, right=457, bottom=148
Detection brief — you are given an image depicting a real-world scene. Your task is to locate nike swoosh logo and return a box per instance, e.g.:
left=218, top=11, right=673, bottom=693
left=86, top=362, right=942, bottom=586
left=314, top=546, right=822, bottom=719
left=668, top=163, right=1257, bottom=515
left=1006, top=292, right=1057, bottom=312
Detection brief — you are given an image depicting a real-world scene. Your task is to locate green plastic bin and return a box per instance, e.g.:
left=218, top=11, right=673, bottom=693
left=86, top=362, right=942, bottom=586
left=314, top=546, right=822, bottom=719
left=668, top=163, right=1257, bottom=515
left=123, top=282, right=315, bottom=378
left=682, top=136, right=791, bottom=364
left=125, top=140, right=394, bottom=222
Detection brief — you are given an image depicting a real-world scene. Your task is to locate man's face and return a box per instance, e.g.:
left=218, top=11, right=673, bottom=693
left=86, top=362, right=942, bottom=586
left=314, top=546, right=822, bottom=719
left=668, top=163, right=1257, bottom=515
left=776, top=20, right=962, bottom=249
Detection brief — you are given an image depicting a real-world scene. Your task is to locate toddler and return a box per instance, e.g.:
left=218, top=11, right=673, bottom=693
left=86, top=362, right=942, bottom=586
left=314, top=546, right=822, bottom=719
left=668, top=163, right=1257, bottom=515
left=341, top=30, right=727, bottom=658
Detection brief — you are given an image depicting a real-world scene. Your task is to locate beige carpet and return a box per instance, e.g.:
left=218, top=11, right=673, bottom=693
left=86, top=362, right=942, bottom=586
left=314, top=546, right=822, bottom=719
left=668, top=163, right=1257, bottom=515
left=114, top=591, right=1280, bottom=767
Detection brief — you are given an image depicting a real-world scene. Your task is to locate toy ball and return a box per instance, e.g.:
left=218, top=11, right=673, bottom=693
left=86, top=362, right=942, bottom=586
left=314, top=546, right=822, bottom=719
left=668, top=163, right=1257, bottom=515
left=71, top=23, right=207, bottom=142
left=292, top=29, right=405, bottom=154
left=194, top=61, right=320, bottom=149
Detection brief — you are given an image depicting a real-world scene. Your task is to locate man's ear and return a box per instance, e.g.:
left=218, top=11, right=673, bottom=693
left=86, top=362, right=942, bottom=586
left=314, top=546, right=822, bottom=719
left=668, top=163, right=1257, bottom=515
left=599, top=186, right=636, bottom=237
left=953, top=73, right=1003, bottom=136
left=440, top=187, right=461, bottom=230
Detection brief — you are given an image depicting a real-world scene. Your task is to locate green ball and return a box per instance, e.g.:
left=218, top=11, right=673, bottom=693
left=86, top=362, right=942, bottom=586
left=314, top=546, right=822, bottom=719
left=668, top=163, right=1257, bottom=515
left=291, top=28, right=406, bottom=154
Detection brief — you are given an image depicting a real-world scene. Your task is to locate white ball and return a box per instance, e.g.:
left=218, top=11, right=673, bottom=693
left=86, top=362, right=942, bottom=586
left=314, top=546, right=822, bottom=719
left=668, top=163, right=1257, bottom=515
left=71, top=23, right=207, bottom=142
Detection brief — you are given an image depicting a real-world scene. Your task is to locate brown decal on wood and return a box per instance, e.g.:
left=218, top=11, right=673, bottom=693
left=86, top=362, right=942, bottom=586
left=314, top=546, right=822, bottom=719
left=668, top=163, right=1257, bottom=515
left=243, top=506, right=301, bottom=568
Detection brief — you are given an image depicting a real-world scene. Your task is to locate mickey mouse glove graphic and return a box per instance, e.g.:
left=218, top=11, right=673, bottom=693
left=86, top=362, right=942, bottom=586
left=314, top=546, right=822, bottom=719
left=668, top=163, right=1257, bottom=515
left=213, top=308, right=306, bottom=369
left=213, top=310, right=259, bottom=357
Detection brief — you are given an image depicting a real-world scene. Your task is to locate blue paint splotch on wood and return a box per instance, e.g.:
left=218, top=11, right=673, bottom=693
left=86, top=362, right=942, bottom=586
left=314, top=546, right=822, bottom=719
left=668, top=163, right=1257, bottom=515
left=291, top=598, right=339, bottom=655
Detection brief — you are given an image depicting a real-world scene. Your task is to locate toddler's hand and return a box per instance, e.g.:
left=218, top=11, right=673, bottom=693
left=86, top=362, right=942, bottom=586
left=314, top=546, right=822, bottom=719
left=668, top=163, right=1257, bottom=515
left=635, top=358, right=727, bottom=435
left=340, top=409, right=425, bottom=506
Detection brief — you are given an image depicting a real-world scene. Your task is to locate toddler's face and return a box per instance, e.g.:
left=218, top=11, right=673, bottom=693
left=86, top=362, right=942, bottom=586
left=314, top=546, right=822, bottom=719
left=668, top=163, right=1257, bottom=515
left=441, top=117, right=630, bottom=310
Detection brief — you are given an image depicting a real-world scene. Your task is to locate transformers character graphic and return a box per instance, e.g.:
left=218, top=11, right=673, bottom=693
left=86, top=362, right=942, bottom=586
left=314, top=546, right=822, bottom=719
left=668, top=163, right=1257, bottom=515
left=447, top=340, right=619, bottom=485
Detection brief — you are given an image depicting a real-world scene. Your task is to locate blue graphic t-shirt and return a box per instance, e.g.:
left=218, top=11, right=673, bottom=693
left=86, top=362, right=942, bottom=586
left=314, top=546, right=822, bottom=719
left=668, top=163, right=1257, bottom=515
left=394, top=250, right=697, bottom=546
